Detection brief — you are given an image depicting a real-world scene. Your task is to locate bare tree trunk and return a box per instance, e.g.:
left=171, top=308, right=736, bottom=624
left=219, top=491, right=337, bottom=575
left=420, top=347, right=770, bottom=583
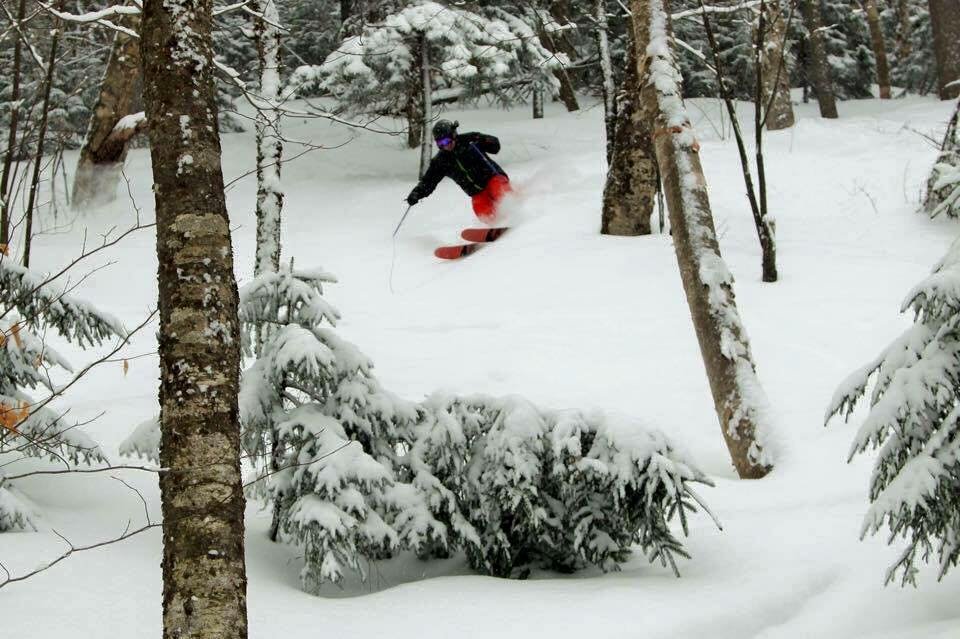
left=700, top=0, right=778, bottom=281
left=406, top=34, right=424, bottom=150
left=865, top=0, right=892, bottom=98
left=754, top=2, right=778, bottom=280
left=596, top=0, right=617, bottom=163
left=0, top=0, right=27, bottom=247
left=538, top=1, right=580, bottom=112
left=632, top=0, right=774, bottom=479
left=72, top=13, right=142, bottom=209
left=758, top=0, right=795, bottom=131
left=141, top=0, right=248, bottom=632
left=419, top=33, right=432, bottom=178
left=924, top=99, right=960, bottom=215
left=601, top=31, right=655, bottom=236
left=929, top=0, right=960, bottom=100
left=800, top=0, right=839, bottom=118
left=23, top=1, right=65, bottom=267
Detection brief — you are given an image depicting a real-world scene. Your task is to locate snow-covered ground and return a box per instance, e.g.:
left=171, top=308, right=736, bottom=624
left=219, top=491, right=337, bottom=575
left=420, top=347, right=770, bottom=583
left=2, top=93, right=959, bottom=638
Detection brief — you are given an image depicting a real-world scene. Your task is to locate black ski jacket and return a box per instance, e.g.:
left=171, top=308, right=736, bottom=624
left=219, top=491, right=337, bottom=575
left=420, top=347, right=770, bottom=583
left=409, top=132, right=507, bottom=200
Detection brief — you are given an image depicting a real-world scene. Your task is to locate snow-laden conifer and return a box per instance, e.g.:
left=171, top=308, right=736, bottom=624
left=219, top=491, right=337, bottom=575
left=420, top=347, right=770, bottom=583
left=925, top=101, right=960, bottom=219
left=0, top=258, right=124, bottom=530
left=289, top=1, right=562, bottom=142
left=827, top=238, right=960, bottom=584
left=127, top=260, right=716, bottom=590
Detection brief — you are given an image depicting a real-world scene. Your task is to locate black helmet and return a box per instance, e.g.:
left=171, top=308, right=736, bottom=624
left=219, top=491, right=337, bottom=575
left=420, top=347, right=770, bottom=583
left=432, top=119, right=459, bottom=140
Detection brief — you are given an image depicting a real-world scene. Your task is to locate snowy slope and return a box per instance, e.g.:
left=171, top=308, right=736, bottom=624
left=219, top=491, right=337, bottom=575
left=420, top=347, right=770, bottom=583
left=2, top=94, right=960, bottom=638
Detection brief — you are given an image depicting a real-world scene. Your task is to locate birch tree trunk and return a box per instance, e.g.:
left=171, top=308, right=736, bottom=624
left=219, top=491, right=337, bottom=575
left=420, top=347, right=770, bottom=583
left=419, top=34, right=432, bottom=178
left=0, top=0, right=27, bottom=247
left=141, top=0, right=248, bottom=633
left=601, top=31, right=656, bottom=236
left=253, top=0, right=283, bottom=277
left=758, top=0, right=795, bottom=131
left=596, top=0, right=617, bottom=163
left=929, top=0, right=960, bottom=100
left=865, top=0, right=892, bottom=99
left=631, top=0, right=774, bottom=479
left=72, top=13, right=143, bottom=209
left=532, top=82, right=545, bottom=119
left=800, top=0, right=838, bottom=118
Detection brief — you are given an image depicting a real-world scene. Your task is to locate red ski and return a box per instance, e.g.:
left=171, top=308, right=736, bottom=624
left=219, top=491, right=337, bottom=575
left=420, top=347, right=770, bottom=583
left=434, top=243, right=483, bottom=260
left=460, top=227, right=508, bottom=243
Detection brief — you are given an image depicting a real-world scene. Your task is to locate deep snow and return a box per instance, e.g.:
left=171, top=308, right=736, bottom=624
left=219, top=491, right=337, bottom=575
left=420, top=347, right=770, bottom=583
left=2, top=93, right=960, bottom=638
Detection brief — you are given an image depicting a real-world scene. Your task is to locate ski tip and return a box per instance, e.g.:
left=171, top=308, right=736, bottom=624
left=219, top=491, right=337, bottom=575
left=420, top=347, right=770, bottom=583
left=434, top=244, right=480, bottom=260
left=460, top=227, right=509, bottom=243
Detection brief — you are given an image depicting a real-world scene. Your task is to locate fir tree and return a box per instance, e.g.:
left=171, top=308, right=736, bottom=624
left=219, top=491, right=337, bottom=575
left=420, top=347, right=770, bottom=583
left=290, top=1, right=563, bottom=144
left=0, top=258, right=125, bottom=531
left=828, top=236, right=960, bottom=584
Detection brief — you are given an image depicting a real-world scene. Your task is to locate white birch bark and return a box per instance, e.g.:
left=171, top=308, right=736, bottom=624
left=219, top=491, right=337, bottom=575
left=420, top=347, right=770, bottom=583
left=596, top=0, right=617, bottom=163
left=632, top=0, right=775, bottom=478
left=253, top=0, right=284, bottom=277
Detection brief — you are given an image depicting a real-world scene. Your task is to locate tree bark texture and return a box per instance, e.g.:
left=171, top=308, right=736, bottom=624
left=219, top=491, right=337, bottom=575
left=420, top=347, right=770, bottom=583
left=0, top=0, right=27, bottom=247
left=865, top=0, right=892, bottom=98
left=406, top=34, right=424, bottom=150
left=72, top=13, right=143, bottom=209
left=141, top=0, right=249, bottom=634
left=924, top=99, right=960, bottom=215
left=929, top=0, right=960, bottom=100
left=596, top=0, right=617, bottom=163
left=538, top=1, right=580, bottom=112
left=799, top=0, right=838, bottom=118
left=631, top=0, right=774, bottom=479
left=601, top=32, right=656, bottom=236
left=253, top=0, right=284, bottom=277
left=758, top=0, right=795, bottom=130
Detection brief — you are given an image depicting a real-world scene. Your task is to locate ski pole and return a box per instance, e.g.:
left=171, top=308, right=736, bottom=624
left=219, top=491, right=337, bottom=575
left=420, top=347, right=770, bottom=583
left=393, top=203, right=413, bottom=238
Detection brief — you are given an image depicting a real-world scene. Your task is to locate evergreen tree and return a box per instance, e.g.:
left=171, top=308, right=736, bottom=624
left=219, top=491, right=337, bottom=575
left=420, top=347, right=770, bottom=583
left=290, top=1, right=562, bottom=145
left=0, top=258, right=124, bottom=530
left=230, top=263, right=717, bottom=590
left=924, top=100, right=960, bottom=218
left=828, top=235, right=960, bottom=584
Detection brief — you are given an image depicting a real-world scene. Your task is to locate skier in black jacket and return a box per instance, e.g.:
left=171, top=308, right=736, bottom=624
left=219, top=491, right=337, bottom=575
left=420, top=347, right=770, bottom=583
left=406, top=119, right=511, bottom=222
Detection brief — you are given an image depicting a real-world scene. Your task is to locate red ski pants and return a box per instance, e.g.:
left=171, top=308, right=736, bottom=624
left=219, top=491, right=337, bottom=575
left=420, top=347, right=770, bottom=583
left=471, top=175, right=511, bottom=221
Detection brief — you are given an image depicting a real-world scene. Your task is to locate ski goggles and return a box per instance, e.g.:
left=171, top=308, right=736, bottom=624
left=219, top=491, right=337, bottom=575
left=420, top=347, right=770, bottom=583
left=435, top=136, right=455, bottom=149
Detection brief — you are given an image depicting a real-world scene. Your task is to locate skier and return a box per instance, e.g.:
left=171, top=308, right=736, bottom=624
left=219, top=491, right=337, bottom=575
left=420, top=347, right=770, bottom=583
left=406, top=119, right=511, bottom=223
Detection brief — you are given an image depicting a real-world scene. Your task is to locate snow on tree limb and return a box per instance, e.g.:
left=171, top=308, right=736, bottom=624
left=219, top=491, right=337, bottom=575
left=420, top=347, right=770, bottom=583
left=828, top=237, right=960, bottom=584
left=633, top=0, right=776, bottom=477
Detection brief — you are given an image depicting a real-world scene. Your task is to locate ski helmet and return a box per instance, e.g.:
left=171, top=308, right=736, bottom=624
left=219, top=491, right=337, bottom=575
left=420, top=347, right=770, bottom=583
left=432, top=119, right=459, bottom=140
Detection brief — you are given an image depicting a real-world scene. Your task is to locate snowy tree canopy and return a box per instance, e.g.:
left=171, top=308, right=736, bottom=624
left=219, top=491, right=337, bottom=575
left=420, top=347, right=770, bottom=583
left=288, top=1, right=564, bottom=113
left=827, top=238, right=960, bottom=585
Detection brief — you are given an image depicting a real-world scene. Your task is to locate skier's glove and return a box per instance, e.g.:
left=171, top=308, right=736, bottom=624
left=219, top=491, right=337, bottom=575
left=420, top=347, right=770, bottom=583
left=406, top=190, right=420, bottom=206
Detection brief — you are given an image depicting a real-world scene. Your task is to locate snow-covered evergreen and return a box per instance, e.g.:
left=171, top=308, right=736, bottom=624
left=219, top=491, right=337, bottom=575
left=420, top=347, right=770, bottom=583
left=0, top=258, right=125, bottom=530
left=289, top=2, right=563, bottom=127
left=178, top=261, right=717, bottom=590
left=827, top=237, right=960, bottom=584
left=924, top=101, right=960, bottom=219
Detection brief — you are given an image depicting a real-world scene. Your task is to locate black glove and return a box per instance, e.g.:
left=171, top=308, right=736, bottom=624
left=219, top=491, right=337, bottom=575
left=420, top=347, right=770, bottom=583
left=406, top=190, right=420, bottom=206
